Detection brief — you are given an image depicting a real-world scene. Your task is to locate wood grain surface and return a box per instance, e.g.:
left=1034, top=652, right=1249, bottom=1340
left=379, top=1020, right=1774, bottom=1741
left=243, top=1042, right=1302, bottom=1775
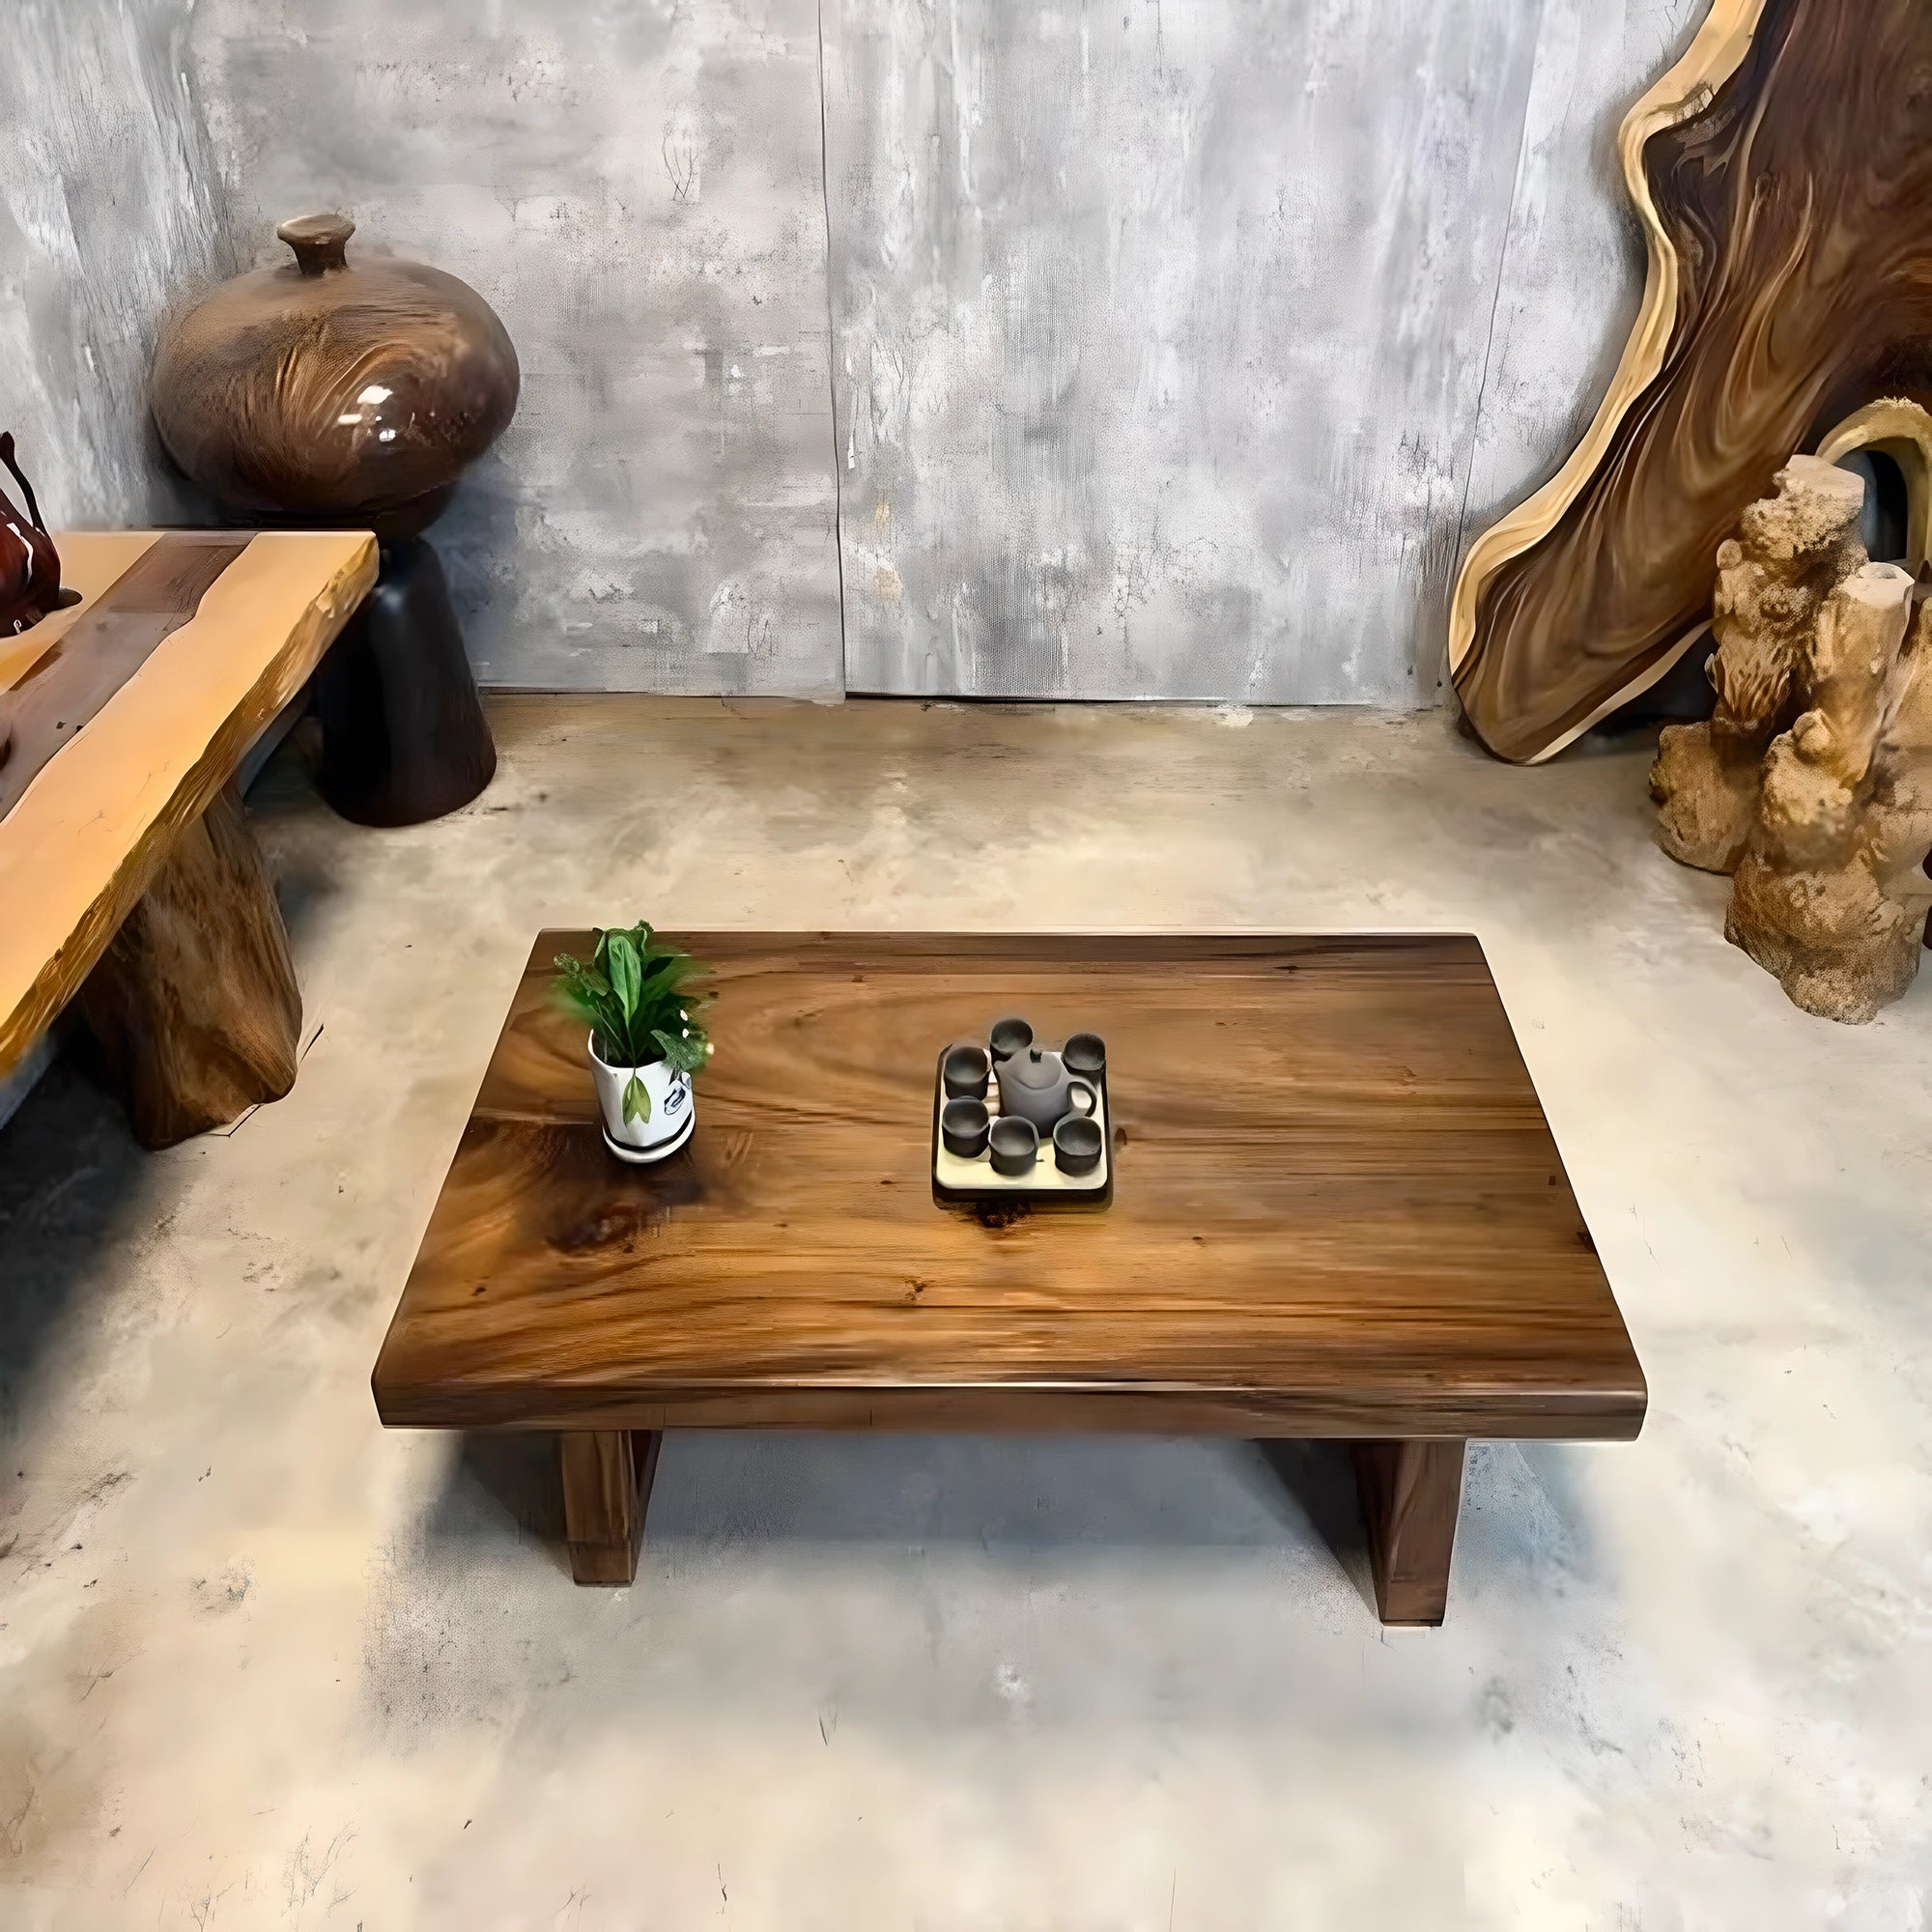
left=0, top=533, right=249, bottom=817
left=560, top=1430, right=661, bottom=1585
left=0, top=532, right=159, bottom=696
left=73, top=784, right=302, bottom=1149
left=149, top=214, right=519, bottom=535
left=373, top=934, right=1645, bottom=1440
left=0, top=529, right=377, bottom=1079
left=1449, top=0, right=1932, bottom=763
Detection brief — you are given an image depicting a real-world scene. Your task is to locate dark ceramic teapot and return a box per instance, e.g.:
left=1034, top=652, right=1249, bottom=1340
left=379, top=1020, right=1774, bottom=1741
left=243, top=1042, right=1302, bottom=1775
left=996, top=1044, right=1097, bottom=1131
left=0, top=433, right=67, bottom=639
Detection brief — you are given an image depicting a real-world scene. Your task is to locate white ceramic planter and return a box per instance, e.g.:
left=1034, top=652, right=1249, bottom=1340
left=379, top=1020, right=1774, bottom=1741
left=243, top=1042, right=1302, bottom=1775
left=588, top=1036, right=696, bottom=1163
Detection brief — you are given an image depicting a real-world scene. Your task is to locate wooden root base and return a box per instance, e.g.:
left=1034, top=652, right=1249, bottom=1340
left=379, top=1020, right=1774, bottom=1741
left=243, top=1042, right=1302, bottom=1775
left=1350, top=1438, right=1465, bottom=1626
left=560, top=1429, right=662, bottom=1585
left=73, top=785, right=301, bottom=1150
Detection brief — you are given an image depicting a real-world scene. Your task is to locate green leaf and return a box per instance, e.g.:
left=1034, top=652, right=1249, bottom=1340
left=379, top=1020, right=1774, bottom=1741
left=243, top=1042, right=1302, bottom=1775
left=554, top=953, right=619, bottom=1040
left=606, top=932, right=642, bottom=1037
left=651, top=1028, right=707, bottom=1074
left=558, top=923, right=714, bottom=1077
left=622, top=1072, right=650, bottom=1124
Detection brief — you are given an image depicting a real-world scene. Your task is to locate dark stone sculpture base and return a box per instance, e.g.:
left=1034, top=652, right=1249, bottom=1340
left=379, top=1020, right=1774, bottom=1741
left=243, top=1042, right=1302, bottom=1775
left=314, top=535, right=496, bottom=827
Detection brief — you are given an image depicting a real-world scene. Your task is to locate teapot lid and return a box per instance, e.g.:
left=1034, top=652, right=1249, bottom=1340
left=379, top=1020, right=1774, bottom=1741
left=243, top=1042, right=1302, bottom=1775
left=1002, top=1045, right=1061, bottom=1090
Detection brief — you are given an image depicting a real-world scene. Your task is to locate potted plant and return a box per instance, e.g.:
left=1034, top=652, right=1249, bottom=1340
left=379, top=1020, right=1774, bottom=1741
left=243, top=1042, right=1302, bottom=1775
left=554, top=923, right=712, bottom=1162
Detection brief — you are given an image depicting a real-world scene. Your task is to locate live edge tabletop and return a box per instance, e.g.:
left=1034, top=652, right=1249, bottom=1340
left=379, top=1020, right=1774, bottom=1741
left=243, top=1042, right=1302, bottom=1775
left=0, top=529, right=376, bottom=1078
left=374, top=932, right=1645, bottom=1442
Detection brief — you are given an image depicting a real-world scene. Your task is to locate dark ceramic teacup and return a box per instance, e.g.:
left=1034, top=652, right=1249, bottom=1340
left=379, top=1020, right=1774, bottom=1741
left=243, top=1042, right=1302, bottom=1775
left=943, top=1042, right=991, bottom=1099
left=1062, top=1032, right=1106, bottom=1078
left=942, top=1096, right=991, bottom=1157
left=1053, top=1114, right=1103, bottom=1176
left=988, top=1114, right=1038, bottom=1175
left=989, top=1015, right=1033, bottom=1063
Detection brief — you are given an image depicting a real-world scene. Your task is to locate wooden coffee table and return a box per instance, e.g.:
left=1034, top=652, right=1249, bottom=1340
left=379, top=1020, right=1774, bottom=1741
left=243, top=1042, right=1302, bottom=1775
left=373, top=933, right=1645, bottom=1624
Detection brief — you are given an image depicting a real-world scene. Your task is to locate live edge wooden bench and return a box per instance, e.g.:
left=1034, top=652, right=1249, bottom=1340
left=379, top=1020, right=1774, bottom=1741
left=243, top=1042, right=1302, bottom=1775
left=0, top=530, right=376, bottom=1147
left=373, top=932, right=1647, bottom=1626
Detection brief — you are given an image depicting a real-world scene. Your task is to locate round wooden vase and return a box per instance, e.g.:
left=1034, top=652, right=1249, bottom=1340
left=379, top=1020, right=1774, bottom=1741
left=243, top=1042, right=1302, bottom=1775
left=150, top=214, right=517, bottom=824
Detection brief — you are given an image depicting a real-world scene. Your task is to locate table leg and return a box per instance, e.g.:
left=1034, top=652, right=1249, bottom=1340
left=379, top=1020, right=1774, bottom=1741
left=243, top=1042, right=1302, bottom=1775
left=1350, top=1439, right=1464, bottom=1627
left=74, top=784, right=301, bottom=1150
left=559, top=1430, right=660, bottom=1585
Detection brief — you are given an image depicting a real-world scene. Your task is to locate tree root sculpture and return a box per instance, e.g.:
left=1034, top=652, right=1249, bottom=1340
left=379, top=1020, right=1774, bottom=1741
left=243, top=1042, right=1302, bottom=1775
left=1651, top=455, right=1932, bottom=1022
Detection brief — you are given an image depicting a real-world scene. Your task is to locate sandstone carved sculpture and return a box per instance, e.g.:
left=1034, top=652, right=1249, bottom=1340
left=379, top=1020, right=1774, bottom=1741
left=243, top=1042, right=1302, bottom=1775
left=1651, top=453, right=1932, bottom=1022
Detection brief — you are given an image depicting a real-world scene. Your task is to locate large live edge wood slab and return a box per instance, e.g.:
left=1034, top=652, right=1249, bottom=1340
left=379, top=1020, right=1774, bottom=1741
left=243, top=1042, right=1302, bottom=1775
left=0, top=529, right=377, bottom=1084
left=1448, top=0, right=1932, bottom=764
left=373, top=934, right=1646, bottom=1444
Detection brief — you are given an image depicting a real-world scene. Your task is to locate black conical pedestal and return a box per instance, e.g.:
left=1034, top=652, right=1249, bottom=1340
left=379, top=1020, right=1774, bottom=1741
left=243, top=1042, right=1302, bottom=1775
left=313, top=534, right=497, bottom=827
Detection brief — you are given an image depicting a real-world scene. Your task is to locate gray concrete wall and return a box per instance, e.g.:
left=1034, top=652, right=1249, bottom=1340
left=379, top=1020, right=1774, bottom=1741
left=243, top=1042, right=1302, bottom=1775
left=824, top=0, right=1542, bottom=704
left=824, top=0, right=1707, bottom=704
left=7, top=0, right=1704, bottom=704
left=1460, top=0, right=1708, bottom=542
left=0, top=0, right=230, bottom=530
left=184, top=0, right=845, bottom=698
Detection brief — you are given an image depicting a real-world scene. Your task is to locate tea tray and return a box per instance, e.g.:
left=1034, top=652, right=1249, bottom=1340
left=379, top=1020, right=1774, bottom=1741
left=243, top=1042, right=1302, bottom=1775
left=930, top=1052, right=1113, bottom=1209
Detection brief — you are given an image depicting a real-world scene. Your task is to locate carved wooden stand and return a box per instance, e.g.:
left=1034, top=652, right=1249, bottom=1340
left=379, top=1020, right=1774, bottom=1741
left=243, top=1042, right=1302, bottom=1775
left=313, top=536, right=497, bottom=828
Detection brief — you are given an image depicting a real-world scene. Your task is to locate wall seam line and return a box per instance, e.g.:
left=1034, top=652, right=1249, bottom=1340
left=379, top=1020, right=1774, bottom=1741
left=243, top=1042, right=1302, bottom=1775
left=1442, top=0, right=1551, bottom=696
left=815, top=0, right=851, bottom=697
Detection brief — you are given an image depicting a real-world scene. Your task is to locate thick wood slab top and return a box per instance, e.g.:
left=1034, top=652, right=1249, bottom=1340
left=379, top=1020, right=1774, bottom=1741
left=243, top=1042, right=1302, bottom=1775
left=0, top=529, right=377, bottom=1076
left=374, top=933, right=1646, bottom=1440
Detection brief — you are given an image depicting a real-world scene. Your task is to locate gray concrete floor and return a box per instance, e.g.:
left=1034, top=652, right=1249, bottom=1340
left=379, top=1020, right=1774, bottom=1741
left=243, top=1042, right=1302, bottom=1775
left=3, top=696, right=1929, bottom=1929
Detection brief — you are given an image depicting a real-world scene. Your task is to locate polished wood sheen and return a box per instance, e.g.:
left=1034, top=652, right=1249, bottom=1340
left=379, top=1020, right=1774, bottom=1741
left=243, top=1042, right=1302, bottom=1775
left=1351, top=1439, right=1465, bottom=1626
left=73, top=785, right=301, bottom=1150
left=150, top=215, right=519, bottom=536
left=0, top=533, right=249, bottom=819
left=373, top=933, right=1645, bottom=1441
left=149, top=215, right=509, bottom=826
left=1449, top=0, right=1932, bottom=763
left=0, top=530, right=376, bottom=1090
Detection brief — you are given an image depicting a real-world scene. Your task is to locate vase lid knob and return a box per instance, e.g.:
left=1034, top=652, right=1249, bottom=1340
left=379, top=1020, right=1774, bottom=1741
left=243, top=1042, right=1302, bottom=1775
left=276, top=212, right=355, bottom=275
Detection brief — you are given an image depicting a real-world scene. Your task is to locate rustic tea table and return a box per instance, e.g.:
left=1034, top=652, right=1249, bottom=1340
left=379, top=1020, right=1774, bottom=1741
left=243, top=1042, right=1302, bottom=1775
left=372, top=932, right=1646, bottom=1625
left=0, top=529, right=376, bottom=1145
